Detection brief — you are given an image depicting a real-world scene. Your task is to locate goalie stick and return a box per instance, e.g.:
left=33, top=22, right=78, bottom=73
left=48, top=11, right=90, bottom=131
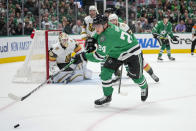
left=8, top=60, right=75, bottom=101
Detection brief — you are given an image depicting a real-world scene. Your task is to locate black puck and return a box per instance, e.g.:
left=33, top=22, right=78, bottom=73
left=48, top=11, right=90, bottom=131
left=14, top=124, right=20, bottom=128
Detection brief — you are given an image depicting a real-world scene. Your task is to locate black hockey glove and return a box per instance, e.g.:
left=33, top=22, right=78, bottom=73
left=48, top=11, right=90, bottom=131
left=72, top=52, right=87, bottom=64
left=172, top=35, right=179, bottom=42
left=152, top=33, right=160, bottom=39
left=85, top=37, right=97, bottom=53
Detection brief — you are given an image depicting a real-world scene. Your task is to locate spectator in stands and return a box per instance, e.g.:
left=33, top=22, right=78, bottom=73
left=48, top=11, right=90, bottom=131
left=0, top=21, right=7, bottom=36
left=24, top=22, right=33, bottom=35
left=15, top=22, right=23, bottom=35
left=135, top=21, right=143, bottom=33
left=15, top=4, right=21, bottom=14
left=62, top=16, right=72, bottom=34
left=115, top=0, right=125, bottom=9
left=24, top=0, right=36, bottom=14
left=42, top=17, right=51, bottom=29
left=8, top=16, right=16, bottom=35
left=158, top=9, right=164, bottom=21
left=1, top=0, right=196, bottom=36
left=186, top=19, right=194, bottom=32
left=152, top=19, right=157, bottom=28
left=0, top=2, right=4, bottom=13
left=142, top=19, right=152, bottom=33
left=191, top=10, right=196, bottom=23
left=69, top=0, right=75, bottom=10
left=50, top=15, right=58, bottom=29
left=44, top=22, right=50, bottom=30
left=15, top=12, right=22, bottom=26
left=9, top=23, right=16, bottom=36
left=78, top=8, right=86, bottom=20
left=72, top=19, right=82, bottom=34
left=175, top=20, right=186, bottom=32
left=66, top=9, right=75, bottom=23
left=25, top=12, right=35, bottom=25
left=58, top=23, right=63, bottom=31
left=170, top=7, right=178, bottom=24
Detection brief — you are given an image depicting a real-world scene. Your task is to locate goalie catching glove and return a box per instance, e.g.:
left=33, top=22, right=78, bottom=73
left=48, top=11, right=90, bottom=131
left=72, top=52, right=87, bottom=64
left=85, top=37, right=97, bottom=53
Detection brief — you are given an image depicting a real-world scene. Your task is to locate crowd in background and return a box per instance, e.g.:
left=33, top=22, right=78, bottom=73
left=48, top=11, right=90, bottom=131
left=0, top=0, right=196, bottom=36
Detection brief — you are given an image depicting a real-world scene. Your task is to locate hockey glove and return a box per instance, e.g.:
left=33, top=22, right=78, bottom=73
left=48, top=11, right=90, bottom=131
left=172, top=35, right=179, bottom=42
left=72, top=52, right=87, bottom=64
left=85, top=37, right=97, bottom=53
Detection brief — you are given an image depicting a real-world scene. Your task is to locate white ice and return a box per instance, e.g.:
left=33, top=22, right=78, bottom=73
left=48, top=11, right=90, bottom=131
left=0, top=54, right=196, bottom=131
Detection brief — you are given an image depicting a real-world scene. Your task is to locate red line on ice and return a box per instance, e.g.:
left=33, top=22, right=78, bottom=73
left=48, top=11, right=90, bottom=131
left=86, top=94, right=196, bottom=131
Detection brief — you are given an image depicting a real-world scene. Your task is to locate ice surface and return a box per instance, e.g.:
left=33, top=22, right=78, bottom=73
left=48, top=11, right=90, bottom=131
left=0, top=54, right=196, bottom=131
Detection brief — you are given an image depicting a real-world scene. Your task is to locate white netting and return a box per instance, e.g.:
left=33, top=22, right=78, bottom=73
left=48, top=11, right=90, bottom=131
left=13, top=30, right=61, bottom=83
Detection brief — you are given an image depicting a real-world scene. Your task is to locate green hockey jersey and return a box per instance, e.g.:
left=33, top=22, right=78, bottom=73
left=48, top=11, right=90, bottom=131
left=152, top=21, right=174, bottom=38
left=85, top=23, right=141, bottom=62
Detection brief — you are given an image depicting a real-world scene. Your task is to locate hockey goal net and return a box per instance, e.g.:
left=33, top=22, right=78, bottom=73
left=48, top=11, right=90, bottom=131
left=13, top=30, right=62, bottom=83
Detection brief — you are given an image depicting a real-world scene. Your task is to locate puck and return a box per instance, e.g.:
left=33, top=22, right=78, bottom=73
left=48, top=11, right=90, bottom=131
left=14, top=124, right=20, bottom=128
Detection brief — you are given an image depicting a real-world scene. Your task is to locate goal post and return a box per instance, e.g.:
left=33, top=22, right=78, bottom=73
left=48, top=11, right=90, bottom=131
left=13, top=30, right=62, bottom=83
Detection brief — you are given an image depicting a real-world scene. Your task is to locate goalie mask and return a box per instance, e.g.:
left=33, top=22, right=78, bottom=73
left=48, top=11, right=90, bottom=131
left=59, top=32, right=69, bottom=48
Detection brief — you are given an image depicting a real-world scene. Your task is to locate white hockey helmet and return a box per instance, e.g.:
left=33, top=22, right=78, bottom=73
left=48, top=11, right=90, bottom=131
left=108, top=14, right=118, bottom=21
left=89, top=5, right=99, bottom=14
left=59, top=32, right=69, bottom=48
left=89, top=5, right=97, bottom=11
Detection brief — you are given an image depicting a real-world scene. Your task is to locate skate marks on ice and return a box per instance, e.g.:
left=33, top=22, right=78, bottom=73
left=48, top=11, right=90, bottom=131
left=86, top=93, right=196, bottom=131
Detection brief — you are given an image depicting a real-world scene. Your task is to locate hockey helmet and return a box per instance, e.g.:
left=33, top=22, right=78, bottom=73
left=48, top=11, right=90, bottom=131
left=89, top=5, right=97, bottom=11
left=59, top=32, right=69, bottom=48
left=93, top=15, right=108, bottom=25
left=108, top=14, right=118, bottom=21
left=89, top=5, right=99, bottom=14
left=105, top=8, right=115, bottom=14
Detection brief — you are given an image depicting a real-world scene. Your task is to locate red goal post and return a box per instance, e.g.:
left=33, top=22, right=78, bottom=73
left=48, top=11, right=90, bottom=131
left=13, top=30, right=62, bottom=83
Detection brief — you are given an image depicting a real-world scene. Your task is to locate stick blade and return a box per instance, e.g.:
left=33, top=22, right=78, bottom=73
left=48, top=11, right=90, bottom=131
left=8, top=93, right=22, bottom=101
left=119, top=92, right=128, bottom=96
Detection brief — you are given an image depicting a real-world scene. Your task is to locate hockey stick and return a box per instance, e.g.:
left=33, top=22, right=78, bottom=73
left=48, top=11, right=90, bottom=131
left=8, top=60, right=75, bottom=101
left=118, top=65, right=128, bottom=96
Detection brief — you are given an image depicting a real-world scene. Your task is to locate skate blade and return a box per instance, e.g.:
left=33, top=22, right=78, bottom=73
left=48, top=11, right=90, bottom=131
left=94, top=103, right=110, bottom=108
left=157, top=59, right=163, bottom=62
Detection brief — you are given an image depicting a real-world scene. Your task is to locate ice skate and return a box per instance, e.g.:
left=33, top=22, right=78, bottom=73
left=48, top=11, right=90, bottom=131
left=94, top=95, right=112, bottom=107
left=151, top=73, right=159, bottom=82
left=141, top=86, right=148, bottom=102
left=168, top=56, right=175, bottom=61
left=157, top=56, right=163, bottom=61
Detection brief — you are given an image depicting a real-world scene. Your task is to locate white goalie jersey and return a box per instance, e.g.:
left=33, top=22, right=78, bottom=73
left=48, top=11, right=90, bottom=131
left=81, top=16, right=96, bottom=39
left=50, top=39, right=77, bottom=64
left=49, top=36, right=92, bottom=83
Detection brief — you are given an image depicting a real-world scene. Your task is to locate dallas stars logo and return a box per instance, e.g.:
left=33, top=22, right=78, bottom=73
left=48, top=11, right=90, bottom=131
left=100, top=35, right=106, bottom=42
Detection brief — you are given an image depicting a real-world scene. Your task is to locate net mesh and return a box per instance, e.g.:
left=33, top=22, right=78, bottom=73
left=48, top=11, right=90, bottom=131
left=12, top=30, right=61, bottom=83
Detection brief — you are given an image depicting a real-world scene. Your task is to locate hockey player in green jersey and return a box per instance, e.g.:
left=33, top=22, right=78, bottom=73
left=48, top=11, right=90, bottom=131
left=73, top=15, right=148, bottom=106
left=152, top=15, right=178, bottom=61
left=109, top=13, right=159, bottom=82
